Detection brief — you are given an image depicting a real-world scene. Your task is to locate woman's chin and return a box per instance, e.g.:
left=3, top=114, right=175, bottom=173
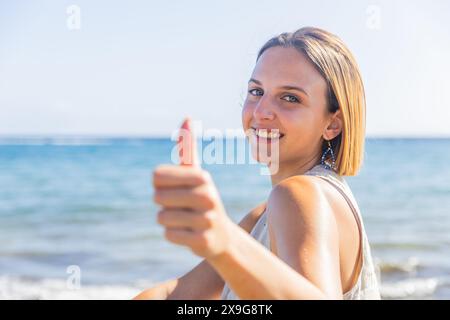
left=250, top=143, right=281, bottom=163
left=250, top=151, right=278, bottom=165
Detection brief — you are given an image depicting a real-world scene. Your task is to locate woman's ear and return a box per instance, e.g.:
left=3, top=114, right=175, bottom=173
left=323, top=109, right=343, bottom=140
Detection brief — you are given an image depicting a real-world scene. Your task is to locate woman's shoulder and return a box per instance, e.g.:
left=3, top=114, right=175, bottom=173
left=272, top=164, right=355, bottom=209
left=270, top=173, right=333, bottom=206
left=267, top=174, right=337, bottom=226
left=267, top=171, right=362, bottom=294
left=266, top=171, right=359, bottom=244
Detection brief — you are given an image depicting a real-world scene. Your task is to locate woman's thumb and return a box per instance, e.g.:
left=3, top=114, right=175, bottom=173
left=178, top=117, right=199, bottom=167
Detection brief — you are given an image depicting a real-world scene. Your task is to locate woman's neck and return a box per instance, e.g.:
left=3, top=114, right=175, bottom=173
left=269, top=153, right=321, bottom=187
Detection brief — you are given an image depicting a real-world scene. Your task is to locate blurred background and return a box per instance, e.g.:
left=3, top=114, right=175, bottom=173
left=0, top=0, right=449, bottom=299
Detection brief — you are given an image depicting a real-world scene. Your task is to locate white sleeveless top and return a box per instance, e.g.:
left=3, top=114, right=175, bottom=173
left=221, top=164, right=381, bottom=300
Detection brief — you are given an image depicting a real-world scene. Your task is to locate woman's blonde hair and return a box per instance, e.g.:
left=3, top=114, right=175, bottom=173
left=257, top=27, right=366, bottom=176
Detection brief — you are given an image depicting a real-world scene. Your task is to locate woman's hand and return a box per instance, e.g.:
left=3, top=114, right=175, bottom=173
left=153, top=118, right=235, bottom=260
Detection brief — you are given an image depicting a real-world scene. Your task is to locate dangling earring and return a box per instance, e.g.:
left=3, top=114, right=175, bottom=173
left=321, top=139, right=336, bottom=171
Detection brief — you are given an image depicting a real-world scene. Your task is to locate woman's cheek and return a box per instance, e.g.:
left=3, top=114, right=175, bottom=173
left=242, top=102, right=254, bottom=127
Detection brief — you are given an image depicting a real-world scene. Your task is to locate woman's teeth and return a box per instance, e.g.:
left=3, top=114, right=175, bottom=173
left=253, top=128, right=283, bottom=139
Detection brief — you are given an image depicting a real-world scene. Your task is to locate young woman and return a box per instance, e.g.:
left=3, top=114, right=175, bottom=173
left=134, top=27, right=380, bottom=300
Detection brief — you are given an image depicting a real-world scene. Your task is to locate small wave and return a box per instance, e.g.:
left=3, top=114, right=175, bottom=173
left=0, top=275, right=141, bottom=300
left=376, top=257, right=421, bottom=274
left=0, top=274, right=441, bottom=300
left=380, top=278, right=438, bottom=299
left=372, top=242, right=438, bottom=250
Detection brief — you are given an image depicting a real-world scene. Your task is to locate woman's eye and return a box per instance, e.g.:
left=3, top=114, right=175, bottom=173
left=281, top=95, right=300, bottom=103
left=248, top=88, right=263, bottom=96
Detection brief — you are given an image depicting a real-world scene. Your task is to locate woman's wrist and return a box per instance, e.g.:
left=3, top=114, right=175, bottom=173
left=206, top=220, right=243, bottom=267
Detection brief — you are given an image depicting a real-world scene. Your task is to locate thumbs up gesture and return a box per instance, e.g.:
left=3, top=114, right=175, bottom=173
left=153, top=118, right=234, bottom=259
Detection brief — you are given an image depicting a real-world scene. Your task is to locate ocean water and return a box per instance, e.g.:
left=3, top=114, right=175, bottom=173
left=0, top=137, right=449, bottom=300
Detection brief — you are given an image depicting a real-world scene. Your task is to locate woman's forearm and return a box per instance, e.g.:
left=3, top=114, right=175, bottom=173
left=207, top=224, right=327, bottom=300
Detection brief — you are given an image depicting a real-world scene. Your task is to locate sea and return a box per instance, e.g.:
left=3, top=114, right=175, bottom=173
left=0, top=137, right=449, bottom=299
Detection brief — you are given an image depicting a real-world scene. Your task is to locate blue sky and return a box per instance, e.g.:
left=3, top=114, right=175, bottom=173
left=1, top=0, right=449, bottom=137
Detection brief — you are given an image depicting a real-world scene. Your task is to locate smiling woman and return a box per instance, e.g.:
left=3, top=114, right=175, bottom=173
left=135, top=26, right=380, bottom=300
left=243, top=27, right=366, bottom=177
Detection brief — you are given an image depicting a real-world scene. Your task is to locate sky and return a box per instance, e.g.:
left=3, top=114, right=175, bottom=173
left=0, top=0, right=449, bottom=137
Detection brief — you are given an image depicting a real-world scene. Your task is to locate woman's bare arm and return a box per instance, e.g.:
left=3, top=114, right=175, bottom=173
left=133, top=202, right=266, bottom=300
left=206, top=176, right=343, bottom=299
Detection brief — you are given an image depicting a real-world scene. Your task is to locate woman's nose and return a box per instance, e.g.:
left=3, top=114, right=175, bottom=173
left=253, top=99, right=275, bottom=121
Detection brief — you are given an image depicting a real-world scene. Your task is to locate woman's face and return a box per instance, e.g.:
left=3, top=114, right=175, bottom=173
left=242, top=46, right=339, bottom=167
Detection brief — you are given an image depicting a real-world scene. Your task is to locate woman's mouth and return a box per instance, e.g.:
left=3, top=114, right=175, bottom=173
left=250, top=127, right=285, bottom=141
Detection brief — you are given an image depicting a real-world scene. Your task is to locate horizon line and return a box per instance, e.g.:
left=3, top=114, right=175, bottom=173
left=1, top=134, right=450, bottom=140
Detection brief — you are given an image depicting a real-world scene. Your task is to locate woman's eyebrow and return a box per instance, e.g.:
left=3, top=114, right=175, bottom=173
left=248, top=78, right=262, bottom=85
left=279, top=85, right=309, bottom=97
left=248, top=78, right=309, bottom=97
